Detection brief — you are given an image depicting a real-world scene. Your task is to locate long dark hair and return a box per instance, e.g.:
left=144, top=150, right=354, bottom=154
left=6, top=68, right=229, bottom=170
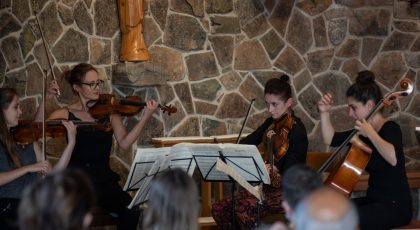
left=19, top=169, right=95, bottom=230
left=264, top=74, right=292, bottom=102
left=346, top=70, right=382, bottom=105
left=64, top=63, right=98, bottom=93
left=0, top=88, right=20, bottom=167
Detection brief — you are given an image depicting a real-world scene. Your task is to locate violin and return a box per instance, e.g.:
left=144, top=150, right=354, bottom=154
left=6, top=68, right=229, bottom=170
left=319, top=78, right=414, bottom=196
left=86, top=94, right=177, bottom=119
left=11, top=120, right=108, bottom=145
left=271, top=112, right=293, bottom=162
left=264, top=112, right=294, bottom=188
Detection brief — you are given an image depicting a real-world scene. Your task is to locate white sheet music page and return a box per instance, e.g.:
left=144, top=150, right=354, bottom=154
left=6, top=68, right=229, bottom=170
left=166, top=143, right=196, bottom=175
left=188, top=143, right=231, bottom=181
left=220, top=143, right=270, bottom=184
left=124, top=147, right=170, bottom=191
left=128, top=154, right=167, bottom=209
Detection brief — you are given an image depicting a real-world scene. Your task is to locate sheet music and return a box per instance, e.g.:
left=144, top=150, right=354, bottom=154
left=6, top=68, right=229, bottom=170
left=166, top=143, right=196, bottom=175
left=127, top=143, right=197, bottom=208
left=126, top=142, right=269, bottom=208
left=123, top=147, right=170, bottom=190
left=188, top=143, right=269, bottom=183
left=221, top=144, right=270, bottom=184
left=216, top=159, right=263, bottom=201
left=128, top=155, right=167, bottom=209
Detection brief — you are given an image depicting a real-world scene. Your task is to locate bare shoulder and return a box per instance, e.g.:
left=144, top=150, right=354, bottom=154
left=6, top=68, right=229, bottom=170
left=48, top=107, right=69, bottom=120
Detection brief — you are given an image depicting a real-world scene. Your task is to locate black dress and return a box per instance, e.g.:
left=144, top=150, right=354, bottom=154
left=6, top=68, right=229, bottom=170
left=331, top=121, right=412, bottom=230
left=68, top=111, right=140, bottom=230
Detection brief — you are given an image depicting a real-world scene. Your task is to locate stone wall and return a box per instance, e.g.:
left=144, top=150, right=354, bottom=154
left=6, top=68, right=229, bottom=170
left=1, top=0, right=420, bottom=174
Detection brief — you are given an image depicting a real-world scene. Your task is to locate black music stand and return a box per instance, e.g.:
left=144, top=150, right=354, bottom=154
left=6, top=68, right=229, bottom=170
left=125, top=146, right=196, bottom=208
left=191, top=144, right=269, bottom=228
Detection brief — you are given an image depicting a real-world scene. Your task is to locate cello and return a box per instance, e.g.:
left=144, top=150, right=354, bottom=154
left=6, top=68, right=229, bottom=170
left=318, top=78, right=414, bottom=196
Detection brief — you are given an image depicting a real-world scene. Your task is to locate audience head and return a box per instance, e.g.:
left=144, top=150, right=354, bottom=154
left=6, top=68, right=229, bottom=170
left=143, top=168, right=199, bottom=230
left=281, top=164, right=323, bottom=220
left=293, top=187, right=358, bottom=230
left=19, top=169, right=95, bottom=230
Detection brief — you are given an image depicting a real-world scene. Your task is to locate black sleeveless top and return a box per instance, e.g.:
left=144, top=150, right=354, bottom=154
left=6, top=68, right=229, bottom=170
left=68, top=111, right=119, bottom=183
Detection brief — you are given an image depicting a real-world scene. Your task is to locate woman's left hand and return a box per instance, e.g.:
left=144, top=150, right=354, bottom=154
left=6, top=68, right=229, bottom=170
left=61, top=120, right=77, bottom=144
left=266, top=163, right=279, bottom=175
left=355, top=119, right=375, bottom=138
left=144, top=99, right=159, bottom=115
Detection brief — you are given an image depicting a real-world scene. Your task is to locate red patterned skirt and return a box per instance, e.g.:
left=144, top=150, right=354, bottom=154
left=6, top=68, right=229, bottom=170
left=212, top=185, right=284, bottom=229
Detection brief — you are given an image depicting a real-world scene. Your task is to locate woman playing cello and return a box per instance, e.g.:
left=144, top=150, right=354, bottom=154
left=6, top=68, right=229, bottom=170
left=318, top=70, right=412, bottom=229
left=47, top=63, right=158, bottom=230
left=212, top=75, right=308, bottom=229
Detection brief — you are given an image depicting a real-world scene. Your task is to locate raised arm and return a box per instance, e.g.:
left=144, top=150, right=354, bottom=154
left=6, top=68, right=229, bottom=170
left=318, top=93, right=335, bottom=145
left=112, top=99, right=158, bottom=152
left=34, top=80, right=60, bottom=122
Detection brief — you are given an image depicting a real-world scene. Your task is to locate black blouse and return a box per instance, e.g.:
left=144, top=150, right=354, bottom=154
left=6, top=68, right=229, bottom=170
left=67, top=111, right=119, bottom=183
left=331, top=121, right=411, bottom=202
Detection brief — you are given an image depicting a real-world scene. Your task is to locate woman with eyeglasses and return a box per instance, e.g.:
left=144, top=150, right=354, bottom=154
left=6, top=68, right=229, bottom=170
left=48, top=63, right=158, bottom=230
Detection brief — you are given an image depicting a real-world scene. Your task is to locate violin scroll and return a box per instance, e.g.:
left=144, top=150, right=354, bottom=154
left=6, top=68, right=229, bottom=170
left=399, top=78, right=414, bottom=96
left=383, top=78, right=414, bottom=107
left=159, top=104, right=177, bottom=116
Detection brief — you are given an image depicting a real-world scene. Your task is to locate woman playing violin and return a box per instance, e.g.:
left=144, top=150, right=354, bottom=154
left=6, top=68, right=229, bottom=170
left=48, top=63, right=158, bottom=230
left=0, top=88, right=76, bottom=230
left=212, top=75, right=308, bottom=229
left=318, top=70, right=412, bottom=230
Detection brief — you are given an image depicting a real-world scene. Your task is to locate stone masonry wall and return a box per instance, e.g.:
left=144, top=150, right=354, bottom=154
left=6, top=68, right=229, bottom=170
left=1, top=0, right=420, bottom=183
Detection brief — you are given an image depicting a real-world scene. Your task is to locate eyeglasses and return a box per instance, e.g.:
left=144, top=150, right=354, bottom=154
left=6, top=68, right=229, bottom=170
left=80, top=80, right=104, bottom=89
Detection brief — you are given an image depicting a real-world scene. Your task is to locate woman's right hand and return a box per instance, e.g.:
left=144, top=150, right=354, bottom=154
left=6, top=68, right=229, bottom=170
left=25, top=160, right=51, bottom=175
left=46, top=80, right=60, bottom=99
left=318, top=93, right=333, bottom=113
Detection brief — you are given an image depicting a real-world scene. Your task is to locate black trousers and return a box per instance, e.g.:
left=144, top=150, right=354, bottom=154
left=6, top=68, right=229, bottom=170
left=0, top=198, right=20, bottom=230
left=353, top=197, right=412, bottom=230
left=94, top=180, right=141, bottom=230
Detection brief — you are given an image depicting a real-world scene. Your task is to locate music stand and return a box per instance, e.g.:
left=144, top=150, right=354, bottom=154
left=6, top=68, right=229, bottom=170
left=191, top=143, right=269, bottom=228
left=125, top=145, right=197, bottom=208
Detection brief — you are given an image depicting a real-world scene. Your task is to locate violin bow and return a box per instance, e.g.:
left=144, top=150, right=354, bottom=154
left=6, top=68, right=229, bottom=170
left=236, top=98, right=255, bottom=144
left=30, top=1, right=51, bottom=161
left=30, top=0, right=60, bottom=97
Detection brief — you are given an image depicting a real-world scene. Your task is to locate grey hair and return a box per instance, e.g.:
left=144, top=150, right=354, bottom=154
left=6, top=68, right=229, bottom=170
left=292, top=198, right=359, bottom=230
